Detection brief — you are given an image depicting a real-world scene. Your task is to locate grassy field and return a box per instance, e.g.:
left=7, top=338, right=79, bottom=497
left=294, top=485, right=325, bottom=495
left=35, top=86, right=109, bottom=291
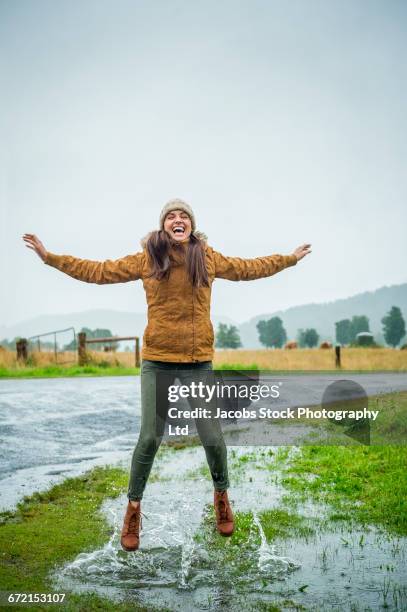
left=213, top=347, right=407, bottom=371
left=0, top=346, right=406, bottom=377
left=0, top=348, right=137, bottom=370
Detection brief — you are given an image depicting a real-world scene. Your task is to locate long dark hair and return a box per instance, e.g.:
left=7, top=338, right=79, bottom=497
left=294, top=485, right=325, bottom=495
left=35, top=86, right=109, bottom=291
left=145, top=230, right=209, bottom=288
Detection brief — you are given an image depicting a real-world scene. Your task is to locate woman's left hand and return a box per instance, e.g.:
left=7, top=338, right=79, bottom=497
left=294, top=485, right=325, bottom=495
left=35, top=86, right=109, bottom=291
left=292, top=243, right=312, bottom=261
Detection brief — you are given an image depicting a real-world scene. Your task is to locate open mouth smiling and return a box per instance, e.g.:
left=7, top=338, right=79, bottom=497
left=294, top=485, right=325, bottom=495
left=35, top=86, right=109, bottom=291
left=172, top=226, right=186, bottom=236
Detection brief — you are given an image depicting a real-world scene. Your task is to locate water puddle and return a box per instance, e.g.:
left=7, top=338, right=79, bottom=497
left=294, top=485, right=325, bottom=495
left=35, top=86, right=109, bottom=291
left=0, top=377, right=142, bottom=510
left=50, top=445, right=407, bottom=610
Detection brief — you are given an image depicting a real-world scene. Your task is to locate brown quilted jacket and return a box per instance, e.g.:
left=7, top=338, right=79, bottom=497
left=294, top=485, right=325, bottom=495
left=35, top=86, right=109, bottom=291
left=44, top=234, right=297, bottom=362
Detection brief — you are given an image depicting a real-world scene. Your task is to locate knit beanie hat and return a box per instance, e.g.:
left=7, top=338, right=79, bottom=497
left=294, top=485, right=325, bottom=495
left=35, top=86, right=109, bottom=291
left=159, top=198, right=196, bottom=232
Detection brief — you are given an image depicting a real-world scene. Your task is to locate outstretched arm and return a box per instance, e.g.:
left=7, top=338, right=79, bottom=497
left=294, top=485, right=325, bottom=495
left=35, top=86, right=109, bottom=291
left=22, top=233, right=144, bottom=284
left=211, top=243, right=311, bottom=281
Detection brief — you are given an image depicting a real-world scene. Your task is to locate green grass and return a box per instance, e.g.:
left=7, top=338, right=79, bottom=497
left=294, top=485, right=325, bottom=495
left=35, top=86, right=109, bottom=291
left=370, top=391, right=407, bottom=443
left=0, top=465, right=160, bottom=611
left=272, top=393, right=407, bottom=536
left=193, top=505, right=314, bottom=581
left=0, top=364, right=140, bottom=378
left=259, top=508, right=315, bottom=541
left=196, top=507, right=259, bottom=548
left=305, top=390, right=407, bottom=446
left=193, top=508, right=263, bottom=579
left=214, top=362, right=260, bottom=370
left=280, top=444, right=407, bottom=536
left=2, top=363, right=404, bottom=378
left=197, top=505, right=314, bottom=545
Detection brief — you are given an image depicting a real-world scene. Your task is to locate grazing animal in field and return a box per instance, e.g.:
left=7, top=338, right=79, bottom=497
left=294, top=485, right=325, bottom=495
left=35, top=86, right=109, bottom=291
left=320, top=341, right=332, bottom=349
left=285, top=341, right=298, bottom=349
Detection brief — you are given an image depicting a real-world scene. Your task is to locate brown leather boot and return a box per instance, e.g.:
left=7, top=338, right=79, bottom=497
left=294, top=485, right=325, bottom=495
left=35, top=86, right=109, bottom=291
left=120, top=500, right=142, bottom=551
left=214, top=489, right=234, bottom=536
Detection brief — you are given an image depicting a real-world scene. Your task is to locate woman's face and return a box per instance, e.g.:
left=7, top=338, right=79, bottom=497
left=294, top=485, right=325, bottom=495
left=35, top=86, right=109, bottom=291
left=163, top=210, right=192, bottom=242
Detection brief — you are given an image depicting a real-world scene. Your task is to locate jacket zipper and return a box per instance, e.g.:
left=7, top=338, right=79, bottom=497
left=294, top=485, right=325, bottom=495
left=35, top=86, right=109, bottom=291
left=191, top=286, right=196, bottom=361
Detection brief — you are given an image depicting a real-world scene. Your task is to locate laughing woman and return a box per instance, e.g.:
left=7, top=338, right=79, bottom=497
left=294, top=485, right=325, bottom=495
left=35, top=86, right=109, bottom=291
left=23, top=198, right=311, bottom=551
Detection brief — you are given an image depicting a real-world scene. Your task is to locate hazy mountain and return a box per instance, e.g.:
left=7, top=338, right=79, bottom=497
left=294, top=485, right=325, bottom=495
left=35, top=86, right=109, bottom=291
left=2, top=283, right=406, bottom=348
left=0, top=310, right=237, bottom=348
left=239, top=283, right=407, bottom=347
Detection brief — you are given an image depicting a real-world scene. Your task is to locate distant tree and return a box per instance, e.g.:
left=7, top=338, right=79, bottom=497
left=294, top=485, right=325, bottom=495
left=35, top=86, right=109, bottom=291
left=227, top=325, right=242, bottom=349
left=216, top=323, right=242, bottom=349
left=215, top=323, right=229, bottom=349
left=335, top=319, right=352, bottom=345
left=257, top=321, right=268, bottom=347
left=350, top=316, right=370, bottom=342
left=257, top=317, right=286, bottom=348
left=306, top=329, right=319, bottom=348
left=382, top=306, right=406, bottom=347
left=298, top=328, right=319, bottom=348
left=297, top=328, right=305, bottom=348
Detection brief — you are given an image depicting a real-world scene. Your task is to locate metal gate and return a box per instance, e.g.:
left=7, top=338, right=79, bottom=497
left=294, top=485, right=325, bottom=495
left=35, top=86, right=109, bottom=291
left=27, top=327, right=77, bottom=364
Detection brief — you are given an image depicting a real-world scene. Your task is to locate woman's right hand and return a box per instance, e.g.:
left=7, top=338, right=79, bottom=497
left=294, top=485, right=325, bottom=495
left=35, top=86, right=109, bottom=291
left=22, top=234, right=48, bottom=262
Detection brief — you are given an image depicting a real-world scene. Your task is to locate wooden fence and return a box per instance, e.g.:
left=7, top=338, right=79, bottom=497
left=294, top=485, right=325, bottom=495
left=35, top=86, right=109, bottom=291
left=77, top=332, right=140, bottom=367
left=16, top=332, right=140, bottom=367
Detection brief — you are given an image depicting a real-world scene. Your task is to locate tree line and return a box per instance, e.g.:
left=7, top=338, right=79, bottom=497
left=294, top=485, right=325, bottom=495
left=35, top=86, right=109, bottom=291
left=215, top=305, right=406, bottom=349
left=336, top=306, right=405, bottom=347
left=2, top=308, right=406, bottom=352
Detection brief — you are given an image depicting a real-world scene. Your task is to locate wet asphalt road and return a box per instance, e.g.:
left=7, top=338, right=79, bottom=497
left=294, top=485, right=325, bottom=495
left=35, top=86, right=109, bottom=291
left=1, top=372, right=407, bottom=511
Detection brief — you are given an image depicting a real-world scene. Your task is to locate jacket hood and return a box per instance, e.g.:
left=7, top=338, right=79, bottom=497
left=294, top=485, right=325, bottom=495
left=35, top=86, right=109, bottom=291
left=140, top=230, right=208, bottom=249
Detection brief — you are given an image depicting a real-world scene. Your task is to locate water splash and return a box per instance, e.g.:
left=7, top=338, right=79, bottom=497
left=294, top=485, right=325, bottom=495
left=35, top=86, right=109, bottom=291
left=178, top=533, right=196, bottom=590
left=252, top=511, right=301, bottom=576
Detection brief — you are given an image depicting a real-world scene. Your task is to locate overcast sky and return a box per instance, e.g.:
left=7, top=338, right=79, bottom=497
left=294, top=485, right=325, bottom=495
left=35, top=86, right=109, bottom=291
left=1, top=0, right=406, bottom=328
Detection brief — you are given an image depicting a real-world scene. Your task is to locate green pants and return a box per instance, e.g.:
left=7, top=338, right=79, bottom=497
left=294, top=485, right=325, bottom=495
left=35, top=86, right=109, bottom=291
left=127, top=359, right=230, bottom=500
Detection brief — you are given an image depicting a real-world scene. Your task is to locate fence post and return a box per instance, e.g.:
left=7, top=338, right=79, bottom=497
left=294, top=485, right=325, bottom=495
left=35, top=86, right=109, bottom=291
left=78, top=332, right=87, bottom=366
left=135, top=337, right=140, bottom=368
left=335, top=345, right=341, bottom=368
left=16, top=338, right=28, bottom=364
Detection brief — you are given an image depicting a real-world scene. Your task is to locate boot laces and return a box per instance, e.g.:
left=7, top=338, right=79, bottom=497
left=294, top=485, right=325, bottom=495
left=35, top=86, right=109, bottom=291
left=127, top=509, right=147, bottom=535
left=216, top=493, right=230, bottom=522
left=128, top=513, right=140, bottom=535
left=218, top=500, right=228, bottom=522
